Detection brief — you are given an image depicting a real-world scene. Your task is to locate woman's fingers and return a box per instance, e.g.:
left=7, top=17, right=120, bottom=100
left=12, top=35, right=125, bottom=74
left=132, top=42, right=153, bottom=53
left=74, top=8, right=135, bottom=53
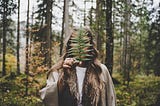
left=63, top=64, right=71, bottom=68
left=63, top=58, right=77, bottom=68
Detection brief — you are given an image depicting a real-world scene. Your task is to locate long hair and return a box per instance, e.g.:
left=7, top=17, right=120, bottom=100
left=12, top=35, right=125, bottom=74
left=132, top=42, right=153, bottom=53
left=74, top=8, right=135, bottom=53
left=57, top=28, right=104, bottom=106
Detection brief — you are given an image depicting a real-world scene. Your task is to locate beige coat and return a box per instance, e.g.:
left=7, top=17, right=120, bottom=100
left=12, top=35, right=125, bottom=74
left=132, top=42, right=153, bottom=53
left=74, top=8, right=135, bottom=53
left=39, top=64, right=116, bottom=106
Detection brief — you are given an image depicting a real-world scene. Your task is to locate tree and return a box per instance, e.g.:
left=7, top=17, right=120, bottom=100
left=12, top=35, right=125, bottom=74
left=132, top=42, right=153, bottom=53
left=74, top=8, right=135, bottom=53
left=60, top=0, right=69, bottom=56
left=96, top=0, right=102, bottom=55
left=0, top=22, right=2, bottom=71
left=25, top=0, right=30, bottom=96
left=118, top=0, right=132, bottom=86
left=0, top=18, right=16, bottom=75
left=88, top=0, right=106, bottom=62
left=45, top=0, right=52, bottom=68
left=105, top=0, right=113, bottom=76
left=0, top=0, right=17, bottom=76
left=145, top=9, right=160, bottom=76
left=112, top=0, right=151, bottom=85
left=33, top=0, right=53, bottom=68
left=17, top=0, right=20, bottom=75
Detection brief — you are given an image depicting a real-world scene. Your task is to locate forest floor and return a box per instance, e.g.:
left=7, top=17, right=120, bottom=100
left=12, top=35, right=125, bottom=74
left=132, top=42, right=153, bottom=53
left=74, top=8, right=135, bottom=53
left=113, top=73, right=160, bottom=106
left=0, top=72, right=160, bottom=106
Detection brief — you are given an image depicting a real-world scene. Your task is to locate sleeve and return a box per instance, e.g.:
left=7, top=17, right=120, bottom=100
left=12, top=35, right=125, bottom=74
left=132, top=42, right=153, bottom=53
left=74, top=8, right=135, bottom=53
left=101, top=64, right=116, bottom=106
left=39, top=72, right=59, bottom=106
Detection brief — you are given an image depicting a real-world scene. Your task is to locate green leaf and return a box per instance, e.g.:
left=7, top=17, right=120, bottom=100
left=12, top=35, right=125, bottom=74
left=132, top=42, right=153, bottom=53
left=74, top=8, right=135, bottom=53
left=67, top=28, right=93, bottom=62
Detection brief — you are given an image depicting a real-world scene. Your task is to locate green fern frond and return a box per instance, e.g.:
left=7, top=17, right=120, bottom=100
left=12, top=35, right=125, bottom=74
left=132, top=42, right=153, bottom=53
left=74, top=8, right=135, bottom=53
left=67, top=28, right=93, bottom=62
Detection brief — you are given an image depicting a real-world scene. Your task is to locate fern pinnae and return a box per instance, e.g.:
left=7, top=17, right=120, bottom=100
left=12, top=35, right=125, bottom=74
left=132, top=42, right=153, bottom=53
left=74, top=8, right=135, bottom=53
left=67, top=28, right=94, bottom=62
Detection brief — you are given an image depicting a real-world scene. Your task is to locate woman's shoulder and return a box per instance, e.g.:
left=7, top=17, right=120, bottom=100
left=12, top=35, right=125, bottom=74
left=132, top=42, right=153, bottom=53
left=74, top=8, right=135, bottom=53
left=100, top=63, right=111, bottom=81
left=100, top=63, right=109, bottom=73
left=47, top=58, right=64, bottom=78
left=47, top=71, right=60, bottom=84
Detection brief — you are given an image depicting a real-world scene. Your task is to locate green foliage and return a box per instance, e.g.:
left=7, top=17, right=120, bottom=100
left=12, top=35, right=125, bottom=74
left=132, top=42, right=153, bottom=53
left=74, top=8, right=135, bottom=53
left=115, top=73, right=160, bottom=106
left=0, top=53, right=16, bottom=73
left=113, top=0, right=150, bottom=75
left=29, top=42, right=46, bottom=73
left=0, top=73, right=46, bottom=106
left=67, top=29, right=93, bottom=62
left=0, top=18, right=16, bottom=54
left=144, top=11, right=160, bottom=76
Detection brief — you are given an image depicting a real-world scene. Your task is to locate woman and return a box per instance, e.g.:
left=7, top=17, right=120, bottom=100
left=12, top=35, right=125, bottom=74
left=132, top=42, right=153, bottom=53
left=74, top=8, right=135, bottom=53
left=40, top=28, right=116, bottom=106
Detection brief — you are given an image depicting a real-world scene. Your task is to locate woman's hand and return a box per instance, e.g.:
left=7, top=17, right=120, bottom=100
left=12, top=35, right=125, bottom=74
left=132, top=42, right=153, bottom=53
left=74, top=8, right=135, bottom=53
left=63, top=58, right=78, bottom=68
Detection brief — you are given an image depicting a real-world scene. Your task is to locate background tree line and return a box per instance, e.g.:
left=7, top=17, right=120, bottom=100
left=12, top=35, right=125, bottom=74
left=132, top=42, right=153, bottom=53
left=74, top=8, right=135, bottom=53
left=0, top=0, right=160, bottom=105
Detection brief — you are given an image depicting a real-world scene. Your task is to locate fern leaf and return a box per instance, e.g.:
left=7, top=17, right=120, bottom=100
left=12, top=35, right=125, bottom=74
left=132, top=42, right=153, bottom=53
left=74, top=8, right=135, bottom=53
left=67, top=29, right=94, bottom=62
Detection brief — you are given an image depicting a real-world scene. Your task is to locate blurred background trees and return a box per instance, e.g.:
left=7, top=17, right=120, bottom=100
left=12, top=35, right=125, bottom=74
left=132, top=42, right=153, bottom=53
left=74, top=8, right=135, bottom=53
left=0, top=0, right=160, bottom=105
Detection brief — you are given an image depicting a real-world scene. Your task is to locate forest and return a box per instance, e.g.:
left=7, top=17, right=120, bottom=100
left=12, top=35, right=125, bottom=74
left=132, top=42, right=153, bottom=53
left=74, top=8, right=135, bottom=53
left=0, top=0, right=160, bottom=106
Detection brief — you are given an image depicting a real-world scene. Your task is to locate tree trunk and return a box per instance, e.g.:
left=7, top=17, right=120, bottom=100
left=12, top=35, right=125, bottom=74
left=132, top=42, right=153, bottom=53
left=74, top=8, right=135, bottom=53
left=84, top=1, right=86, bottom=26
left=89, top=0, right=94, bottom=28
left=96, top=0, right=101, bottom=52
left=29, top=6, right=34, bottom=72
left=120, top=19, right=123, bottom=72
left=105, top=0, right=113, bottom=76
left=64, top=0, right=69, bottom=38
left=60, top=0, right=65, bottom=56
left=25, top=0, right=30, bottom=96
left=2, top=1, right=7, bottom=76
left=60, top=0, right=69, bottom=56
left=17, top=0, right=20, bottom=75
left=89, top=6, right=93, bottom=27
left=122, top=0, right=131, bottom=86
left=126, top=0, right=131, bottom=87
left=45, top=0, right=52, bottom=68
